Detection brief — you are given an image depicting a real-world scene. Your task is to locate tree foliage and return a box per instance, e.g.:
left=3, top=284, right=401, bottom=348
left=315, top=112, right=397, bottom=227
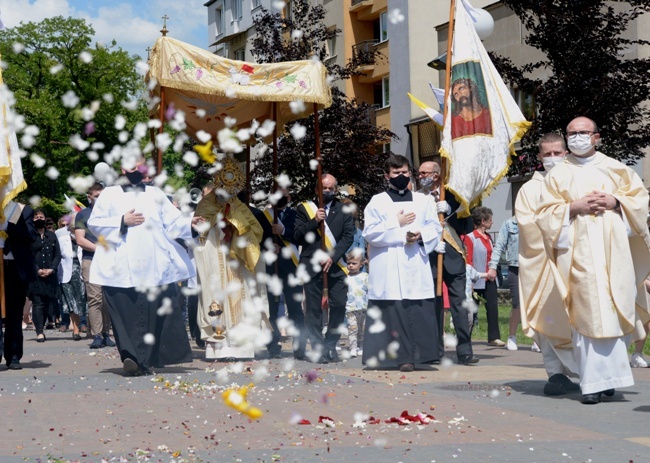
left=0, top=16, right=147, bottom=203
left=490, top=0, right=650, bottom=175
left=249, top=0, right=394, bottom=208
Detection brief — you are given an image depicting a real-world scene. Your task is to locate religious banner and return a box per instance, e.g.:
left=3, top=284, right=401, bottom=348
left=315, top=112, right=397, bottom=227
left=0, top=67, right=26, bottom=223
left=440, top=0, right=530, bottom=217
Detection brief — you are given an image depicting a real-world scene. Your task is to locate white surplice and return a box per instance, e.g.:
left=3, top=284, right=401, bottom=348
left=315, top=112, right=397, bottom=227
left=363, top=191, right=442, bottom=300
left=87, top=185, right=194, bottom=288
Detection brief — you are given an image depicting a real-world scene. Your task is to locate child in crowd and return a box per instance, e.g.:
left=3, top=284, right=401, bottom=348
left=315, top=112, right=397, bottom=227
left=464, top=264, right=487, bottom=334
left=345, top=249, right=368, bottom=358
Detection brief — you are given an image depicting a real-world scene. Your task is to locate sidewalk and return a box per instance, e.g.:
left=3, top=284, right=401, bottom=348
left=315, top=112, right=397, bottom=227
left=2, top=329, right=649, bottom=462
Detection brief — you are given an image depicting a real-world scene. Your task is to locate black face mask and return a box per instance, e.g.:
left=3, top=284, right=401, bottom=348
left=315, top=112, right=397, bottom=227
left=276, top=196, right=289, bottom=208
left=389, top=174, right=411, bottom=191
left=125, top=170, right=143, bottom=185
left=34, top=219, right=46, bottom=229
left=322, top=191, right=336, bottom=204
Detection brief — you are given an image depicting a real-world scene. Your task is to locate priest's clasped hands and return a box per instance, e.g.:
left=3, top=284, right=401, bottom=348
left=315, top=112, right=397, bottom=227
left=570, top=190, right=620, bottom=217
left=122, top=208, right=207, bottom=230
left=398, top=209, right=421, bottom=244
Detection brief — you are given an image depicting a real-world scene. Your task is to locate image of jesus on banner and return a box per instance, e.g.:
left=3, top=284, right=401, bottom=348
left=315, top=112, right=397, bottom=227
left=450, top=61, right=493, bottom=140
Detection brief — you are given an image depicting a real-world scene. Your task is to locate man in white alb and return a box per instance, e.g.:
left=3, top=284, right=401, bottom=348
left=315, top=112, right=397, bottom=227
left=535, top=117, right=650, bottom=404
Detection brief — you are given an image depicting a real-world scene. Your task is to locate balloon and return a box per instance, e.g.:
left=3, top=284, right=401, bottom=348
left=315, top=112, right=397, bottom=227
left=473, top=9, right=494, bottom=40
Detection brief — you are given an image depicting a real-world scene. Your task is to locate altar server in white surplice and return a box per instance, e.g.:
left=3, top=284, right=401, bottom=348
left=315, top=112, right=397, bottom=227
left=362, top=154, right=443, bottom=373
left=536, top=117, right=650, bottom=405
left=88, top=159, right=203, bottom=377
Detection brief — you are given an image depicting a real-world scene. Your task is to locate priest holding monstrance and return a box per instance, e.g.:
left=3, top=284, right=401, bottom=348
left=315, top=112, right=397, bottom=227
left=193, top=156, right=270, bottom=361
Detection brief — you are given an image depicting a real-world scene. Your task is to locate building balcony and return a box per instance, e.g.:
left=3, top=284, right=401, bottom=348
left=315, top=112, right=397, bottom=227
left=350, top=0, right=387, bottom=21
left=352, top=39, right=379, bottom=66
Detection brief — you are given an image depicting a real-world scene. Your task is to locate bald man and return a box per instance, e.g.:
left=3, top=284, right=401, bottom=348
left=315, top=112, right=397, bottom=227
left=294, top=174, right=355, bottom=363
left=536, top=116, right=650, bottom=404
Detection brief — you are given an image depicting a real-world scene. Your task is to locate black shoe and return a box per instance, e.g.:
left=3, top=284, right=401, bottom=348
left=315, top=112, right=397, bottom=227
left=326, top=349, right=340, bottom=363
left=7, top=357, right=22, bottom=370
left=195, top=338, right=206, bottom=349
left=36, top=334, right=46, bottom=343
left=123, top=358, right=140, bottom=377
left=89, top=335, right=104, bottom=349
left=602, top=388, right=615, bottom=397
left=581, top=393, right=600, bottom=404
left=72, top=333, right=82, bottom=341
left=544, top=373, right=580, bottom=396
left=268, top=345, right=282, bottom=359
left=102, top=334, right=116, bottom=347
left=458, top=354, right=479, bottom=365
left=293, top=350, right=307, bottom=361
left=399, top=363, right=414, bottom=372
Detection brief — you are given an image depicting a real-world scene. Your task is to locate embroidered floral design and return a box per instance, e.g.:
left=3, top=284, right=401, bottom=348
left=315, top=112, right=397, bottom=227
left=196, top=69, right=203, bottom=80
left=182, top=57, right=195, bottom=71
left=170, top=65, right=181, bottom=75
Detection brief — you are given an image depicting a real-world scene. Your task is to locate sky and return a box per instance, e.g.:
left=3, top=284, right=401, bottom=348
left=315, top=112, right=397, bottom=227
left=0, top=0, right=208, bottom=59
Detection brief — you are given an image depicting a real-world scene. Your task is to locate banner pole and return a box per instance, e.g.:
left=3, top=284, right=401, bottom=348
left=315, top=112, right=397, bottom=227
left=437, top=0, right=456, bottom=296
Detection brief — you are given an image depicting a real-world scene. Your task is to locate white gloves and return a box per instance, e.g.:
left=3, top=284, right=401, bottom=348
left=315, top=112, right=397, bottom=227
left=436, top=200, right=451, bottom=215
left=435, top=241, right=446, bottom=254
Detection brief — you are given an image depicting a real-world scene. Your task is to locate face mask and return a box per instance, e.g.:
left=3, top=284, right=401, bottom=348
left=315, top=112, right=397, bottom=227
left=322, top=191, right=336, bottom=204
left=389, top=174, right=411, bottom=191
left=419, top=176, right=435, bottom=189
left=125, top=170, right=144, bottom=185
left=567, top=134, right=594, bottom=156
left=542, top=157, right=564, bottom=172
left=276, top=196, right=289, bottom=208
left=34, top=219, right=46, bottom=229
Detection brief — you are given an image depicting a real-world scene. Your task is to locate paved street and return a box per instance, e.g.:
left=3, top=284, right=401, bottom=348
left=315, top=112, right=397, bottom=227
left=1, top=329, right=649, bottom=463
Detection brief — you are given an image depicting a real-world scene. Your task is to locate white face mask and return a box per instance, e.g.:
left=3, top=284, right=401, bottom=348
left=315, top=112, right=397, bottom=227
left=542, top=157, right=564, bottom=172
left=567, top=134, right=594, bottom=156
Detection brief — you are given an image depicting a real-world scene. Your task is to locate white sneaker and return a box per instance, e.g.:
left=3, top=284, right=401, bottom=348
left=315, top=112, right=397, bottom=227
left=349, top=348, right=358, bottom=358
left=631, top=352, right=649, bottom=368
left=506, top=336, right=518, bottom=351
left=531, top=341, right=541, bottom=353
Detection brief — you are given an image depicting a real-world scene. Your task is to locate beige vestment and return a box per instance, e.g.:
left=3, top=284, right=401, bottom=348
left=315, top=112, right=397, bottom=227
left=194, top=194, right=269, bottom=359
left=516, top=171, right=577, bottom=377
left=535, top=153, right=650, bottom=393
left=536, top=152, right=650, bottom=339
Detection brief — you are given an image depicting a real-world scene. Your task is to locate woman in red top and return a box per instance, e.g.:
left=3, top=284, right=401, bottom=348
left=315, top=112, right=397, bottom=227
left=462, top=207, right=504, bottom=346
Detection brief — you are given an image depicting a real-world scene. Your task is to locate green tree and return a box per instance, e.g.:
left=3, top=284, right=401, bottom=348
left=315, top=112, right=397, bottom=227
left=249, top=0, right=394, bottom=207
left=0, top=16, right=147, bottom=202
left=489, top=0, right=650, bottom=176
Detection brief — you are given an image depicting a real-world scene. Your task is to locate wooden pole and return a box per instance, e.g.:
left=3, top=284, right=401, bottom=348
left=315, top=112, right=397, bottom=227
left=156, top=86, right=165, bottom=176
left=313, top=103, right=328, bottom=309
left=437, top=0, right=456, bottom=296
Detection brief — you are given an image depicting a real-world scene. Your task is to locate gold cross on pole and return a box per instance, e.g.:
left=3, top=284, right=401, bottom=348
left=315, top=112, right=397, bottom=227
left=161, top=14, right=169, bottom=36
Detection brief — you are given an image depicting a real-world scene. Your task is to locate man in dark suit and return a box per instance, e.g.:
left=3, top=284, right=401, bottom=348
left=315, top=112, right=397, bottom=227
left=418, top=161, right=478, bottom=365
left=259, top=190, right=307, bottom=360
left=1, top=201, right=37, bottom=369
left=295, top=174, right=354, bottom=363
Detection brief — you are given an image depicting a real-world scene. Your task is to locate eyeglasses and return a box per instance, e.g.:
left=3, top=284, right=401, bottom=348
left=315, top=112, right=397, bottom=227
left=418, top=171, right=440, bottom=176
left=566, top=131, right=597, bottom=137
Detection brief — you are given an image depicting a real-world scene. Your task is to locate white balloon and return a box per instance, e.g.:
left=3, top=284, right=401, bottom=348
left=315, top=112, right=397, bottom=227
left=473, top=9, right=494, bottom=40
left=94, top=162, right=111, bottom=181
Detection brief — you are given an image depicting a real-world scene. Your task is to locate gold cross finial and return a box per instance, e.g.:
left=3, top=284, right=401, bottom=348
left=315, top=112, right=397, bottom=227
left=161, top=14, right=169, bottom=36
left=146, top=46, right=152, bottom=60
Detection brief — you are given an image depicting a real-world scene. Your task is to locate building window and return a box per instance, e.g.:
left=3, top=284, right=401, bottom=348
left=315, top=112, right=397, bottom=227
left=382, top=76, right=390, bottom=107
left=252, top=0, right=262, bottom=8
left=510, top=87, right=536, bottom=120
left=216, top=7, right=224, bottom=36
left=379, top=11, right=388, bottom=42
left=232, top=0, right=242, bottom=21
left=235, top=47, right=246, bottom=61
left=325, top=36, right=336, bottom=60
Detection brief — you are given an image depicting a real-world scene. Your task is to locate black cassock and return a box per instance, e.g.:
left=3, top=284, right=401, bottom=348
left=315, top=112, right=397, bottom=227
left=361, top=189, right=440, bottom=367
left=104, top=284, right=192, bottom=370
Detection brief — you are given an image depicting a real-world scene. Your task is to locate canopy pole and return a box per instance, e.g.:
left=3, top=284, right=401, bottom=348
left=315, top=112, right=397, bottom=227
left=156, top=86, right=165, bottom=176
left=437, top=0, right=456, bottom=296
left=314, top=102, right=328, bottom=311
left=272, top=102, right=280, bottom=291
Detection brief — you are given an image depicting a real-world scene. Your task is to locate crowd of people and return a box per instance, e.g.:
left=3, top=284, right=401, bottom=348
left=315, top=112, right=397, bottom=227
left=2, top=116, right=650, bottom=405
